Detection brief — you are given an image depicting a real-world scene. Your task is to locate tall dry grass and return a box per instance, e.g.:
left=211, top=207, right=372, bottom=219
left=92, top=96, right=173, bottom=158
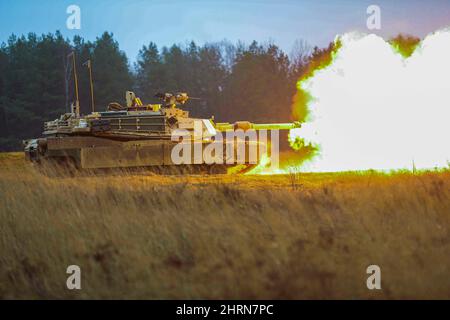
left=0, top=152, right=449, bottom=299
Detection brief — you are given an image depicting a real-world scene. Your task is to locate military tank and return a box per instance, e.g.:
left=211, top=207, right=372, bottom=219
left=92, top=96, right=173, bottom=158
left=23, top=91, right=300, bottom=174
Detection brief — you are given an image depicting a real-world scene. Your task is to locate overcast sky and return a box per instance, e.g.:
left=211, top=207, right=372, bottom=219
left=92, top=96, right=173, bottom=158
left=1, top=0, right=450, bottom=62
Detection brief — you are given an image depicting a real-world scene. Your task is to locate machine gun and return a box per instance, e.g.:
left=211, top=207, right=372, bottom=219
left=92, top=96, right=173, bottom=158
left=155, top=92, right=201, bottom=108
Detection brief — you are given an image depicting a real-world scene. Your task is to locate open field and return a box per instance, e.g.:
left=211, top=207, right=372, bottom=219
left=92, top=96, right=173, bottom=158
left=0, top=152, right=449, bottom=299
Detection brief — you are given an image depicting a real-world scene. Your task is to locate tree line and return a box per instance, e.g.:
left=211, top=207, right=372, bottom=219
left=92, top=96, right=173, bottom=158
left=0, top=31, right=417, bottom=151
left=0, top=31, right=317, bottom=151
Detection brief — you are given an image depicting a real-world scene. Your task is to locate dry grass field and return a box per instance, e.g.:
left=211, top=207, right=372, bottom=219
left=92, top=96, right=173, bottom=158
left=0, top=152, right=449, bottom=299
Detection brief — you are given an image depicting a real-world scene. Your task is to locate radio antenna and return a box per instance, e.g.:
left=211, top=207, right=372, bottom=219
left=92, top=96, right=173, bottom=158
left=83, top=59, right=95, bottom=113
left=67, top=52, right=80, bottom=115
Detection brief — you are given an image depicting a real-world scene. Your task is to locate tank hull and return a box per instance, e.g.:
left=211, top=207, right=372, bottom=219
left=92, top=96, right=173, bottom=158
left=24, top=136, right=262, bottom=173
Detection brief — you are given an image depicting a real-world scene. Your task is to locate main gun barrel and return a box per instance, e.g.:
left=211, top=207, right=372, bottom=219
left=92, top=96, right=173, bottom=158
left=215, top=121, right=301, bottom=131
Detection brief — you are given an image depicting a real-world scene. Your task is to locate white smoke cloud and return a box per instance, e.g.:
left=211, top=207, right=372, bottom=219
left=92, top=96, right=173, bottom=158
left=290, top=29, right=450, bottom=172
